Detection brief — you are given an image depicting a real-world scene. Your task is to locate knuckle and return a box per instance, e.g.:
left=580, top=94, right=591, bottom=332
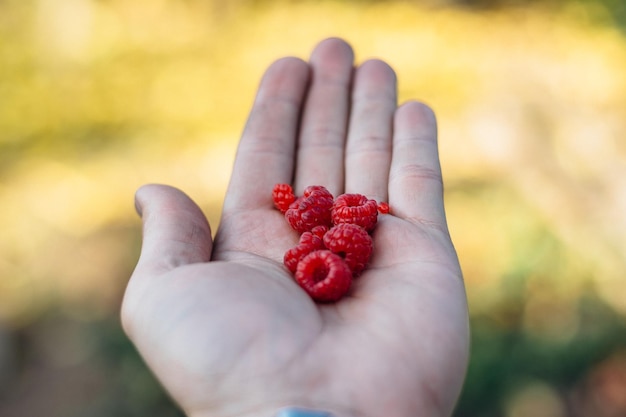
left=391, top=163, right=443, bottom=186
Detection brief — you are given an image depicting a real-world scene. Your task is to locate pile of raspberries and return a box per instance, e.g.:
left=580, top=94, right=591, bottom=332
left=272, top=184, right=389, bottom=302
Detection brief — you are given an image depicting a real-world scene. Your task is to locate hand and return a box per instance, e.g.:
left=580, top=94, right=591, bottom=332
left=121, top=38, right=469, bottom=417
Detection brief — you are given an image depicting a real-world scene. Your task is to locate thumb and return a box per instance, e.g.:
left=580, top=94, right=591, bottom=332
left=133, top=184, right=213, bottom=276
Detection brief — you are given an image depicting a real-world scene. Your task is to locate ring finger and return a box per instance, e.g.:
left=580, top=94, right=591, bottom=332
left=345, top=59, right=397, bottom=202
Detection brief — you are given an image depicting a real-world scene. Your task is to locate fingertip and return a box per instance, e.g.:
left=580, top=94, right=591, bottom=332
left=352, top=59, right=398, bottom=104
left=397, top=100, right=438, bottom=126
left=253, top=56, right=310, bottom=106
left=357, top=59, right=397, bottom=82
left=134, top=183, right=156, bottom=217
left=133, top=184, right=213, bottom=273
left=314, top=36, right=354, bottom=53
left=134, top=191, right=143, bottom=217
left=134, top=184, right=178, bottom=217
left=267, top=56, right=310, bottom=76
left=310, top=37, right=355, bottom=68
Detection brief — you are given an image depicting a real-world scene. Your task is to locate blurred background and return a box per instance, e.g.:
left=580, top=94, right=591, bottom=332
left=1, top=0, right=626, bottom=416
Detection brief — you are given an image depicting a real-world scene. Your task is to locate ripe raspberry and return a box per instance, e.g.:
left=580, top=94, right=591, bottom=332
left=377, top=202, right=390, bottom=214
left=323, top=224, right=373, bottom=276
left=310, top=225, right=329, bottom=240
left=295, top=250, right=352, bottom=302
left=272, top=183, right=296, bottom=214
left=285, top=185, right=334, bottom=233
left=302, top=185, right=330, bottom=196
left=284, top=230, right=325, bottom=273
left=331, top=193, right=378, bottom=232
left=289, top=196, right=303, bottom=210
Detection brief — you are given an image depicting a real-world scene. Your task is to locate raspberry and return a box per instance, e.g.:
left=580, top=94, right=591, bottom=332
left=331, top=193, right=378, bottom=232
left=285, top=185, right=334, bottom=233
left=272, top=183, right=296, bottom=214
left=294, top=250, right=352, bottom=302
left=377, top=202, right=390, bottom=214
left=284, top=230, right=325, bottom=273
left=271, top=185, right=382, bottom=302
left=310, top=225, right=329, bottom=240
left=302, top=185, right=330, bottom=196
left=323, top=224, right=373, bottom=276
left=289, top=196, right=303, bottom=210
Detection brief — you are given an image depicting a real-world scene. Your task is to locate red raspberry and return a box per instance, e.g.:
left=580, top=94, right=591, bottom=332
left=302, top=185, right=330, bottom=196
left=323, top=224, right=373, bottom=276
left=272, top=183, right=296, bottom=214
left=331, top=193, right=378, bottom=232
left=294, top=250, right=352, bottom=302
left=289, top=196, right=303, bottom=209
left=284, top=230, right=325, bottom=273
left=285, top=185, right=334, bottom=233
left=310, top=225, right=328, bottom=240
left=377, top=202, right=390, bottom=214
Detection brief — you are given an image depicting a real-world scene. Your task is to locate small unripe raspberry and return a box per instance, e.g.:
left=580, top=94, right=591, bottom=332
left=272, top=183, right=296, bottom=214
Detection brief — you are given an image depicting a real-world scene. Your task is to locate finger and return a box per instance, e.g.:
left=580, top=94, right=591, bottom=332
left=294, top=38, right=354, bottom=196
left=345, top=59, right=397, bottom=202
left=223, top=57, right=310, bottom=211
left=133, top=184, right=212, bottom=277
left=389, top=101, right=447, bottom=228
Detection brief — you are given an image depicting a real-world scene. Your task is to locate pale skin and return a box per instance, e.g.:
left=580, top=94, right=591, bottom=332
left=121, top=38, right=470, bottom=417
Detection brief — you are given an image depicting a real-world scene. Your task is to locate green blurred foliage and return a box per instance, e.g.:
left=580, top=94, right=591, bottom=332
left=1, top=0, right=626, bottom=416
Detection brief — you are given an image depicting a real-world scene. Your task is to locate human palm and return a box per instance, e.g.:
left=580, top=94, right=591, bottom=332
left=122, top=38, right=469, bottom=417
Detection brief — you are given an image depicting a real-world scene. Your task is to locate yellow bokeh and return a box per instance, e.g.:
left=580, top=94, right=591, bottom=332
left=1, top=1, right=626, bottom=413
left=1, top=0, right=625, bottom=324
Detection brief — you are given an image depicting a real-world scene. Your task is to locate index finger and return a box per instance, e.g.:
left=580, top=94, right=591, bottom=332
left=223, top=57, right=310, bottom=212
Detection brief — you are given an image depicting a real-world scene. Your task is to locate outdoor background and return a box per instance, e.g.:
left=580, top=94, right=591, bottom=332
left=1, top=0, right=625, bottom=416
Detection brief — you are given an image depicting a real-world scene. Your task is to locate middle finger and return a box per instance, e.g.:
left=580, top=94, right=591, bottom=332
left=294, top=38, right=355, bottom=196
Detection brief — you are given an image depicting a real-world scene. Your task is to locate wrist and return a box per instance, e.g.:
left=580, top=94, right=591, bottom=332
left=275, top=408, right=334, bottom=417
left=188, top=405, right=353, bottom=417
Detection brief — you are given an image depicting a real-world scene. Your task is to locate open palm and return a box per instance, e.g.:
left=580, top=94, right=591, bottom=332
left=122, top=38, right=469, bottom=417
